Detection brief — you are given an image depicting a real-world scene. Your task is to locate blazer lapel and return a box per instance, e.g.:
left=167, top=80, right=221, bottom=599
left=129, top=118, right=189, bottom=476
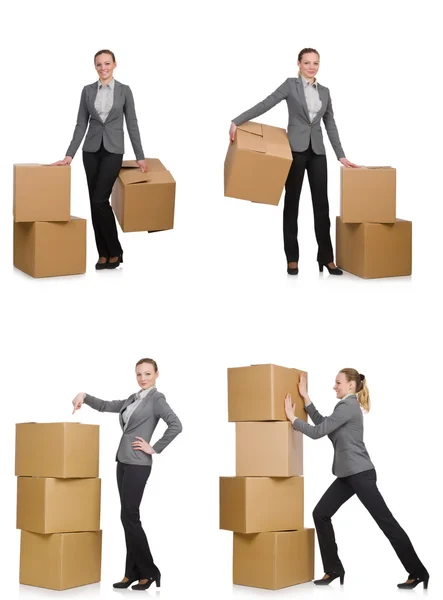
left=119, top=393, right=137, bottom=429
left=295, top=78, right=310, bottom=122
left=86, top=82, right=101, bottom=120
left=124, top=387, right=156, bottom=429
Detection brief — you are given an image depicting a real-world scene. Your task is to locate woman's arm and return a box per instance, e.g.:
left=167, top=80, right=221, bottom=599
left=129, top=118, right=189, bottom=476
left=292, top=400, right=350, bottom=439
left=83, top=393, right=127, bottom=413
left=232, top=79, right=290, bottom=126
left=123, top=86, right=145, bottom=161
left=322, top=93, right=345, bottom=160
left=151, top=394, right=183, bottom=454
left=65, top=87, right=90, bottom=159
left=304, top=400, right=327, bottom=425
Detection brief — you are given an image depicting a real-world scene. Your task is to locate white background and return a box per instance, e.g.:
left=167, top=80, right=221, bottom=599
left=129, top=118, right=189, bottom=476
left=1, top=0, right=442, bottom=598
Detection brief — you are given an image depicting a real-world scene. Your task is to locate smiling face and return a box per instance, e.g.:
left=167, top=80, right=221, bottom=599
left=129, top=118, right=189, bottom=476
left=136, top=362, right=159, bottom=390
left=298, top=52, right=320, bottom=80
left=333, top=371, right=356, bottom=399
left=94, top=53, right=116, bottom=83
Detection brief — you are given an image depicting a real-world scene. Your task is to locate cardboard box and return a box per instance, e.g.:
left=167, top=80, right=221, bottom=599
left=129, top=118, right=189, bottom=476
left=111, top=158, right=175, bottom=232
left=17, top=477, right=101, bottom=534
left=340, top=166, right=396, bottom=223
left=15, top=423, right=99, bottom=478
left=13, top=164, right=71, bottom=223
left=336, top=217, right=412, bottom=278
left=233, top=529, right=315, bottom=589
left=13, top=216, right=86, bottom=278
left=228, top=364, right=308, bottom=422
left=219, top=476, right=303, bottom=533
left=20, top=530, right=102, bottom=590
left=224, top=121, right=293, bottom=205
left=236, top=422, right=303, bottom=477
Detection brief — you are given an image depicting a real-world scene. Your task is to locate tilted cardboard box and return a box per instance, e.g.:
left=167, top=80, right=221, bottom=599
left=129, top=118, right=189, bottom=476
left=219, top=476, right=304, bottom=533
left=228, top=364, right=308, bottom=422
left=13, top=217, right=86, bottom=278
left=17, top=477, right=101, bottom=534
left=15, top=423, right=99, bottom=478
left=233, top=529, right=315, bottom=589
left=111, top=159, right=175, bottom=232
left=224, top=121, right=293, bottom=205
left=13, top=164, right=71, bottom=223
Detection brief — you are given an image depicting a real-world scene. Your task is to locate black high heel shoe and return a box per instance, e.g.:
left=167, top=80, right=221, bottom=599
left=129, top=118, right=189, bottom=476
left=313, top=570, right=345, bottom=585
left=397, top=571, right=429, bottom=590
left=318, top=261, right=343, bottom=275
left=95, top=257, right=108, bottom=270
left=112, top=577, right=137, bottom=589
left=287, top=265, right=299, bottom=275
left=106, top=255, right=122, bottom=269
left=132, top=569, right=161, bottom=591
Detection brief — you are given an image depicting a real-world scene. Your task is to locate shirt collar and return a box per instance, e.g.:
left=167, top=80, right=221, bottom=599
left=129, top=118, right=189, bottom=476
left=301, top=75, right=317, bottom=88
left=137, top=386, right=155, bottom=400
left=342, top=393, right=357, bottom=401
left=97, top=78, right=115, bottom=91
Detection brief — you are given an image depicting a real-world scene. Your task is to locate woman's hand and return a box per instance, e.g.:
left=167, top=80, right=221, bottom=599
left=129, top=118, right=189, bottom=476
left=284, top=393, right=296, bottom=423
left=72, top=393, right=85, bottom=414
left=52, top=156, right=73, bottom=166
left=137, top=159, right=148, bottom=173
left=132, top=436, right=156, bottom=454
left=298, top=372, right=309, bottom=400
left=229, top=122, right=237, bottom=142
left=339, top=157, right=359, bottom=168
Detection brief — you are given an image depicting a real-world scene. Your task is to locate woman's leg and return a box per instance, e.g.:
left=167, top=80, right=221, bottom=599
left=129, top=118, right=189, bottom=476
left=283, top=149, right=309, bottom=263
left=119, top=463, right=156, bottom=580
left=350, top=469, right=427, bottom=578
left=88, top=146, right=123, bottom=259
left=82, top=149, right=109, bottom=258
left=313, top=476, right=355, bottom=574
left=306, top=150, right=334, bottom=265
left=116, top=462, right=137, bottom=580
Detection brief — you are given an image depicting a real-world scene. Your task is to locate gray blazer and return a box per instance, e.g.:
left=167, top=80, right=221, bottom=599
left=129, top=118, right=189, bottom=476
left=292, top=394, right=374, bottom=478
left=232, top=77, right=345, bottom=160
left=66, top=80, right=144, bottom=160
left=84, top=387, right=182, bottom=466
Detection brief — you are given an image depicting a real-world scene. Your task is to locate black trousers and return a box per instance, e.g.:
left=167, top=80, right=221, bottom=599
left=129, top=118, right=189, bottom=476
left=116, top=461, right=157, bottom=580
left=82, top=142, right=123, bottom=258
left=313, top=469, right=426, bottom=578
left=283, top=144, right=333, bottom=264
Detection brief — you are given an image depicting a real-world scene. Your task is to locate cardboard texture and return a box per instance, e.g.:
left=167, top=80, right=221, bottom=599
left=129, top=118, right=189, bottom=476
left=13, top=217, right=86, bottom=278
left=219, top=476, right=304, bottom=533
left=17, top=477, right=101, bottom=534
left=13, top=164, right=71, bottom=223
left=20, top=530, right=102, bottom=590
left=224, top=121, right=293, bottom=205
left=111, top=158, right=175, bottom=232
left=228, top=364, right=307, bottom=422
left=340, top=166, right=396, bottom=223
left=336, top=217, right=412, bottom=278
left=236, top=422, right=303, bottom=477
left=15, top=423, right=99, bottom=478
left=233, top=529, right=315, bottom=589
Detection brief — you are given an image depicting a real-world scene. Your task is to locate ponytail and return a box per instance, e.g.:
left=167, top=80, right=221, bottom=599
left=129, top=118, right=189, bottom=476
left=340, top=368, right=371, bottom=413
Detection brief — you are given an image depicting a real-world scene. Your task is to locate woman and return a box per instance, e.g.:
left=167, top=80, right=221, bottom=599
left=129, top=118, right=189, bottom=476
left=71, top=358, right=182, bottom=591
left=54, top=49, right=147, bottom=270
left=284, top=369, right=429, bottom=589
left=230, top=47, right=358, bottom=276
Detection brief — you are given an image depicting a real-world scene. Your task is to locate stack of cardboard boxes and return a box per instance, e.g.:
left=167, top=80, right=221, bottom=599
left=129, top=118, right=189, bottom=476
left=111, top=158, right=176, bottom=232
left=13, top=165, right=87, bottom=278
left=219, top=364, right=315, bottom=590
left=336, top=167, right=412, bottom=278
left=15, top=422, right=102, bottom=591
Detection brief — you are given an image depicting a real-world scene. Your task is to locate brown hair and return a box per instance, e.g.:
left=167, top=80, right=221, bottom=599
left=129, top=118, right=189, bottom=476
left=340, top=368, right=370, bottom=413
left=135, top=358, right=158, bottom=372
left=297, top=47, right=320, bottom=77
left=94, top=49, right=116, bottom=63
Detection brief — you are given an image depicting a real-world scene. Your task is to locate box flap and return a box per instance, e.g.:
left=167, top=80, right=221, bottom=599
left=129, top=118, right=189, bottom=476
left=119, top=169, right=175, bottom=185
left=237, top=122, right=266, bottom=153
left=263, top=125, right=293, bottom=160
